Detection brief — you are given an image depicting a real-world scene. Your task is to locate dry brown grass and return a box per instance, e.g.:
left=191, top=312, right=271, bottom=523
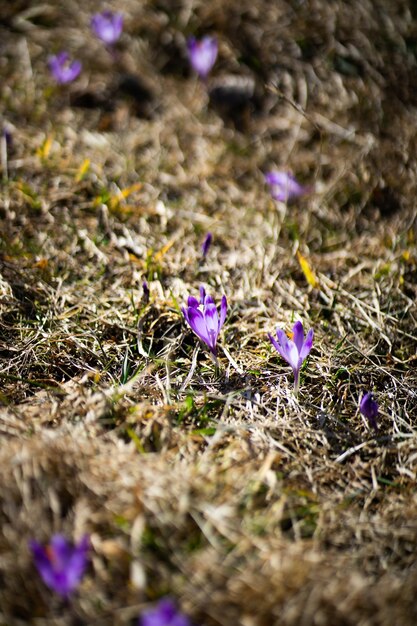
left=1, top=0, right=417, bottom=624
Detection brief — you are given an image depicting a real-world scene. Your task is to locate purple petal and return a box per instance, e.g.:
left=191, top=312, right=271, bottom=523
left=201, top=232, right=212, bottom=257
left=159, top=597, right=177, bottom=613
left=292, top=321, right=305, bottom=353
left=204, top=303, right=219, bottom=326
left=276, top=329, right=299, bottom=370
left=142, top=281, right=150, bottom=304
left=56, top=51, right=70, bottom=65
left=30, top=541, right=57, bottom=589
left=66, top=536, right=89, bottom=591
left=265, top=171, right=290, bottom=186
left=187, top=296, right=200, bottom=308
left=48, top=56, right=60, bottom=74
left=67, top=60, right=82, bottom=82
left=219, top=295, right=227, bottom=330
left=268, top=333, right=284, bottom=357
left=275, top=328, right=290, bottom=357
left=187, top=307, right=210, bottom=346
left=199, top=285, right=206, bottom=304
left=140, top=597, right=191, bottom=626
left=181, top=306, right=190, bottom=325
left=300, top=328, right=314, bottom=361
left=204, top=302, right=220, bottom=350
left=50, top=534, right=73, bottom=567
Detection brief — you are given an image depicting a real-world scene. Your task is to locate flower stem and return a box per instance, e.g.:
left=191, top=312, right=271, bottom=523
left=293, top=370, right=300, bottom=396
left=208, top=350, right=221, bottom=376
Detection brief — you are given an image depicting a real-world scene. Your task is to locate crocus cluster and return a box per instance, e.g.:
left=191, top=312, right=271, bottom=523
left=140, top=598, right=192, bottom=626
left=30, top=534, right=89, bottom=598
left=187, top=36, right=218, bottom=80
left=265, top=171, right=308, bottom=203
left=182, top=286, right=227, bottom=361
left=182, top=288, right=316, bottom=395
left=268, top=321, right=314, bottom=395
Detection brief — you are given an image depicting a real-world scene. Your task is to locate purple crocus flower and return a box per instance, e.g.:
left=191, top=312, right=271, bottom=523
left=360, top=392, right=379, bottom=431
left=187, top=36, right=218, bottom=80
left=91, top=11, right=123, bottom=45
left=140, top=598, right=192, bottom=626
left=201, top=232, right=212, bottom=258
left=30, top=534, right=89, bottom=598
left=48, top=52, right=82, bottom=84
left=265, top=171, right=308, bottom=203
left=268, top=320, right=313, bottom=395
left=182, top=286, right=227, bottom=360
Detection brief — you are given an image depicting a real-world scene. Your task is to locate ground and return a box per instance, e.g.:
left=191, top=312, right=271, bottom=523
left=1, top=1, right=417, bottom=624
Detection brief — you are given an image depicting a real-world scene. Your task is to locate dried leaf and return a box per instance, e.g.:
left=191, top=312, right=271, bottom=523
left=297, top=251, right=319, bottom=288
left=75, top=158, right=91, bottom=182
left=36, top=135, right=54, bottom=160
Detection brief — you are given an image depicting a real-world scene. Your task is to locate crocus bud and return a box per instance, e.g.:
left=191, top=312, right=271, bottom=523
left=201, top=232, right=212, bottom=258
left=360, top=392, right=379, bottom=430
